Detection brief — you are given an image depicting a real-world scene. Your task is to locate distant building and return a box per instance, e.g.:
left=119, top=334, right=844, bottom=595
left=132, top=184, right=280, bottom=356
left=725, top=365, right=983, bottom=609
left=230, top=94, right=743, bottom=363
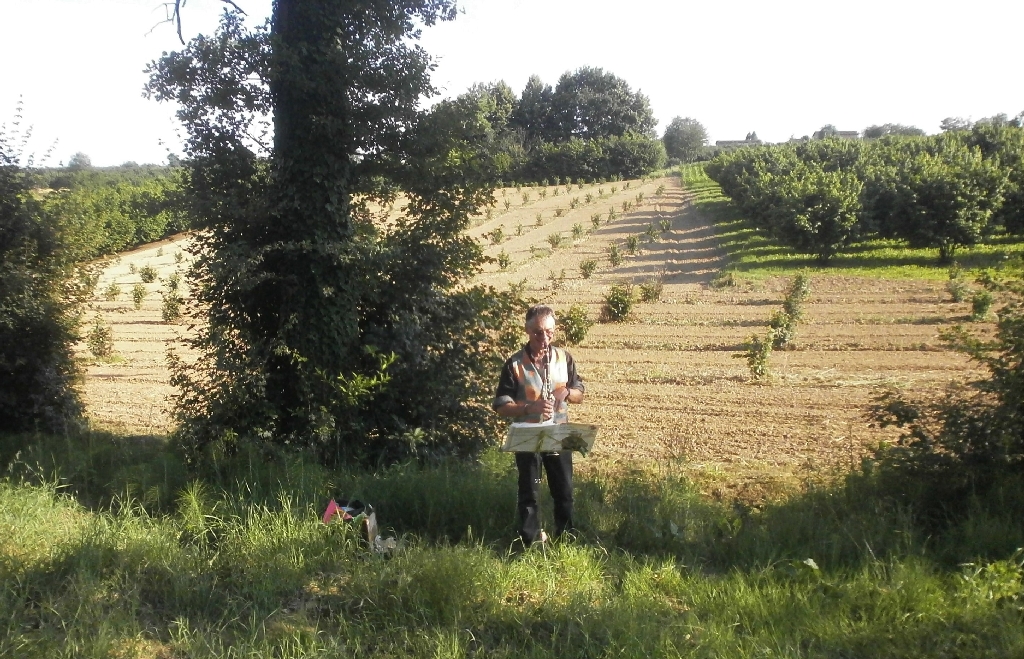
left=811, top=130, right=860, bottom=140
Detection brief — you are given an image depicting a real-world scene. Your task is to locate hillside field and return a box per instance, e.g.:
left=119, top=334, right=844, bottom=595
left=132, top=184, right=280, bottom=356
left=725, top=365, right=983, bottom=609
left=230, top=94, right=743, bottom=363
left=78, top=175, right=980, bottom=491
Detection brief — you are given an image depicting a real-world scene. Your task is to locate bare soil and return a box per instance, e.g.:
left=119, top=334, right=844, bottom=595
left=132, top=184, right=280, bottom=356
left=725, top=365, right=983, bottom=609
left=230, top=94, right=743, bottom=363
left=77, top=178, right=982, bottom=490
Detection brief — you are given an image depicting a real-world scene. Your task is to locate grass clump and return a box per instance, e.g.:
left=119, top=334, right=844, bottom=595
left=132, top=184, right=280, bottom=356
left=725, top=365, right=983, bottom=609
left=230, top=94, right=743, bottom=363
left=572, top=223, right=585, bottom=241
left=579, top=259, right=598, bottom=279
left=625, top=235, right=640, bottom=255
left=497, top=250, right=511, bottom=270
left=547, top=233, right=563, bottom=249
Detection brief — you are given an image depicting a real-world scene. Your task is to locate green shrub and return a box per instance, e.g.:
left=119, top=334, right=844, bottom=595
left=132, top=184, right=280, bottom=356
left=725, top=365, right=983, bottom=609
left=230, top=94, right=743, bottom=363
left=608, top=207, right=617, bottom=221
left=166, top=271, right=181, bottom=292
left=636, top=192, right=644, bottom=205
left=591, top=213, right=602, bottom=228
left=174, top=250, right=184, bottom=264
left=971, top=290, right=994, bottom=321
left=103, top=282, right=121, bottom=302
left=488, top=226, right=504, bottom=245
left=555, top=207, right=565, bottom=217
left=128, top=262, right=137, bottom=274
left=161, top=289, right=183, bottom=323
left=639, top=273, right=664, bottom=302
left=602, top=283, right=634, bottom=322
left=497, top=250, right=511, bottom=270
left=585, top=193, right=594, bottom=204
left=656, top=184, right=666, bottom=195
left=572, top=223, right=585, bottom=241
left=547, top=233, right=563, bottom=249
left=659, top=218, right=671, bottom=233
left=947, top=264, right=971, bottom=302
left=644, top=224, right=658, bottom=241
left=131, top=283, right=146, bottom=310
left=516, top=223, right=523, bottom=236
left=536, top=212, right=543, bottom=226
left=570, top=197, right=581, bottom=209
left=539, top=188, right=547, bottom=199
left=579, top=259, right=598, bottom=279
left=503, top=199, right=511, bottom=211
left=139, top=264, right=158, bottom=283
left=739, top=330, right=774, bottom=380
left=559, top=304, right=592, bottom=346
left=608, top=244, right=623, bottom=267
left=521, top=192, right=530, bottom=205
left=626, top=235, right=640, bottom=255
left=611, top=185, right=618, bottom=194
left=86, top=315, right=114, bottom=358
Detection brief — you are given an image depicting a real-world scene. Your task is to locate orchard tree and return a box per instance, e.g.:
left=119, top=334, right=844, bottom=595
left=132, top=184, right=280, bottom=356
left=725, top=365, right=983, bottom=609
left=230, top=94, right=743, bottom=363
left=147, top=4, right=525, bottom=466
left=661, top=116, right=708, bottom=163
left=891, top=139, right=1005, bottom=261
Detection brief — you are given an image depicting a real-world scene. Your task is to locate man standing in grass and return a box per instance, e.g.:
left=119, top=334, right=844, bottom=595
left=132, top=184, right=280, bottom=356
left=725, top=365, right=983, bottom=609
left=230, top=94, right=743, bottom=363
left=493, top=305, right=585, bottom=546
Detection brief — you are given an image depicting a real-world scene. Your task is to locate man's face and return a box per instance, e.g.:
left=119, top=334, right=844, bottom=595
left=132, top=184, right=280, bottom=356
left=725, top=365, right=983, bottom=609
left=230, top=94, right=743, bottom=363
left=526, top=314, right=555, bottom=356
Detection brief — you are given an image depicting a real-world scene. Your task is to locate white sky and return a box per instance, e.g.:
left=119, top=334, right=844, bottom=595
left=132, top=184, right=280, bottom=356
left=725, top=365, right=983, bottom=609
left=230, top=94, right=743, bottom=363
left=2, top=0, right=1022, bottom=167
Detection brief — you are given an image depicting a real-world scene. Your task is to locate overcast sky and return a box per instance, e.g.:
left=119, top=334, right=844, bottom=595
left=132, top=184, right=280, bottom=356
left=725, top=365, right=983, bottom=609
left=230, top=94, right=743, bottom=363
left=2, top=0, right=1022, bottom=166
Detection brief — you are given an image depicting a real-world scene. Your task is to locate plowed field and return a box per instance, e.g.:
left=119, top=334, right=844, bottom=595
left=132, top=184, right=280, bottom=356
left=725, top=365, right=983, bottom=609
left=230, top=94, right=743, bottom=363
left=77, top=177, right=980, bottom=487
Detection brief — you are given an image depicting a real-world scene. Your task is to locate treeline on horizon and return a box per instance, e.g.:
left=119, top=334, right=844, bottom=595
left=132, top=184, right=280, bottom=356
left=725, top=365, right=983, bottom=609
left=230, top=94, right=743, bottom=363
left=704, top=116, right=1024, bottom=263
left=425, top=67, right=667, bottom=185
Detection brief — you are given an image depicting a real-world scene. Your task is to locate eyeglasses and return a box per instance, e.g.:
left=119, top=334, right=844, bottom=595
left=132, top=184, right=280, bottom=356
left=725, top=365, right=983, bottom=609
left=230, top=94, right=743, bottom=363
left=529, top=327, right=555, bottom=338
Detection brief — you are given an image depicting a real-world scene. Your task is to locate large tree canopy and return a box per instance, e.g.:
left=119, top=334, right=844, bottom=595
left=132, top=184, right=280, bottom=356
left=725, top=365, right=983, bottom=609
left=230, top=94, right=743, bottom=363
left=661, top=116, right=708, bottom=163
left=549, top=67, right=657, bottom=142
left=146, top=4, right=525, bottom=466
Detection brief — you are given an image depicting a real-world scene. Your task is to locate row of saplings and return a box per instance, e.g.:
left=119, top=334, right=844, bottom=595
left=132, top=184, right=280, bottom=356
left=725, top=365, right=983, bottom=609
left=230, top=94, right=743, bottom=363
left=705, top=122, right=1024, bottom=263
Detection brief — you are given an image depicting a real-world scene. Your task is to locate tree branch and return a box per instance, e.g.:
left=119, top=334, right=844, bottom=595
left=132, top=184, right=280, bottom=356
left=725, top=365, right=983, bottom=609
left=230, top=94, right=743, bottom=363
left=164, top=0, right=248, bottom=44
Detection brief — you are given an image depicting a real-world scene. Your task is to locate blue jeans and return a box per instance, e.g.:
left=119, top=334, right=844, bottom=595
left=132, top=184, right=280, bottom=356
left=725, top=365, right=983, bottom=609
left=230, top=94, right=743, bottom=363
left=515, top=451, right=574, bottom=545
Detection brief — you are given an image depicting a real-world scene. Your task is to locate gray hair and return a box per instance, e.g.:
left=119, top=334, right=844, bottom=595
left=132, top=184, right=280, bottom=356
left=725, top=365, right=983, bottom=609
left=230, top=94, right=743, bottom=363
left=525, top=304, right=555, bottom=326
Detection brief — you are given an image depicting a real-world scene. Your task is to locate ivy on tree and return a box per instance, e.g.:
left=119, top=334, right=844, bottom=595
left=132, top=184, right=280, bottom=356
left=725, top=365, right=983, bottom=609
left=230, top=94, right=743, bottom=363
left=146, top=2, right=525, bottom=466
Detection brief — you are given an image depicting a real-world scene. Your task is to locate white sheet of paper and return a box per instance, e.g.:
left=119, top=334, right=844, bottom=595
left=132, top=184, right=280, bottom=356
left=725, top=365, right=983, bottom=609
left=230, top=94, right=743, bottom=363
left=501, top=422, right=599, bottom=454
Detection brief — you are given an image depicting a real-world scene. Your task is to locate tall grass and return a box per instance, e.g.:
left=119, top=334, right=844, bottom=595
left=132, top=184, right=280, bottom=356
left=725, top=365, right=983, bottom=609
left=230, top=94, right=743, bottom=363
left=680, top=164, right=1024, bottom=280
left=3, top=431, right=1024, bottom=657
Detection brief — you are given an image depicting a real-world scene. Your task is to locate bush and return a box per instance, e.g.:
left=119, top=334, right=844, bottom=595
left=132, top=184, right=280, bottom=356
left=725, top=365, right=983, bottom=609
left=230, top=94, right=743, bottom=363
left=572, top=223, right=585, bottom=241
left=579, top=259, right=598, bottom=279
left=86, top=315, right=114, bottom=358
left=971, top=290, right=994, bottom=321
left=132, top=283, right=146, bottom=310
left=559, top=304, right=592, bottom=346
left=738, top=330, right=774, bottom=380
left=626, top=235, right=640, bottom=255
left=659, top=218, right=671, bottom=233
left=639, top=273, right=664, bottom=302
left=711, top=271, right=736, bottom=289
left=0, top=147, right=84, bottom=432
left=548, top=269, right=566, bottom=291
left=602, top=283, right=634, bottom=322
left=547, top=233, right=563, bottom=249
left=591, top=213, right=601, bottom=228
left=608, top=244, right=622, bottom=267
left=488, top=226, right=505, bottom=245
left=870, top=262, right=1024, bottom=520
left=103, top=282, right=121, bottom=301
left=497, top=250, right=511, bottom=270
left=139, top=264, right=158, bottom=283
left=947, top=264, right=972, bottom=302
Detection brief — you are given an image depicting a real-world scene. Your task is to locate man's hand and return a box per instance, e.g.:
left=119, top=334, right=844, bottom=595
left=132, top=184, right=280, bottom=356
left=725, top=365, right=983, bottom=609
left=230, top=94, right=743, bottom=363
left=525, top=398, right=554, bottom=420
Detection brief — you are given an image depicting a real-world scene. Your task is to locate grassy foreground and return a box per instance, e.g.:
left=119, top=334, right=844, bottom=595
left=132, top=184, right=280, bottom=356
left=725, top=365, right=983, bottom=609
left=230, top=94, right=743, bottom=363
left=2, top=432, right=1024, bottom=658
left=679, top=164, right=1024, bottom=281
